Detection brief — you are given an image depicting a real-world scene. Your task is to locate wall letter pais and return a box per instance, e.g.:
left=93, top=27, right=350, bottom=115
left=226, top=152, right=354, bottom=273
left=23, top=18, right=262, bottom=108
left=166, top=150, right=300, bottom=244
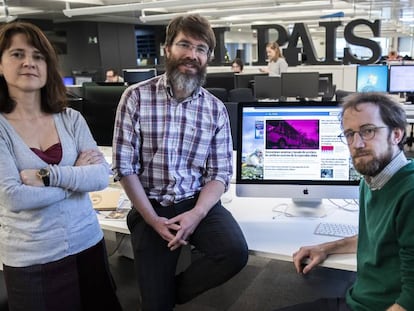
left=343, top=19, right=381, bottom=64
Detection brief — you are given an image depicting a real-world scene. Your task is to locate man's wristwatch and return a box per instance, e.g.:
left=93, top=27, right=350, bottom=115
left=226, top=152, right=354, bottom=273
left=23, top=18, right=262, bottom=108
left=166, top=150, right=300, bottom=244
left=37, top=168, right=50, bottom=186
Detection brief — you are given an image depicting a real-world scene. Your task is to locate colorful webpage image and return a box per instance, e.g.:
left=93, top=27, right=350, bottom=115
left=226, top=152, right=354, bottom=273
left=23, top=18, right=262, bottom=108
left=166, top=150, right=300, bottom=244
left=240, top=105, right=361, bottom=183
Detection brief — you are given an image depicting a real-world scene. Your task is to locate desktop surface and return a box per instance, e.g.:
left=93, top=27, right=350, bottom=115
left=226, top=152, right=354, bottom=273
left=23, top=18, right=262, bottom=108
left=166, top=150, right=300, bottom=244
left=98, top=147, right=358, bottom=271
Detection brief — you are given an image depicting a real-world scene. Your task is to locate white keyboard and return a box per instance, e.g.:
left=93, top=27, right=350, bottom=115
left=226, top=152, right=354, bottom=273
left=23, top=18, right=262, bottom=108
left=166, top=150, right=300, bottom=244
left=314, top=222, right=358, bottom=238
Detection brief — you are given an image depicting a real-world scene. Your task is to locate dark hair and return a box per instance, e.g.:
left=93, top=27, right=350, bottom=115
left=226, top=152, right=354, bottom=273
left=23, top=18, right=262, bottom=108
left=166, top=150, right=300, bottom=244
left=164, top=14, right=216, bottom=58
left=231, top=58, right=244, bottom=71
left=0, top=21, right=67, bottom=113
left=340, top=92, right=407, bottom=150
left=106, top=68, right=119, bottom=76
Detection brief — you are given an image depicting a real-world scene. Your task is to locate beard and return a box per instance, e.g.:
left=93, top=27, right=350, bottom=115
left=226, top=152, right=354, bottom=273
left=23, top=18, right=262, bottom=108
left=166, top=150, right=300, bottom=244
left=165, top=56, right=207, bottom=98
left=352, top=143, right=394, bottom=177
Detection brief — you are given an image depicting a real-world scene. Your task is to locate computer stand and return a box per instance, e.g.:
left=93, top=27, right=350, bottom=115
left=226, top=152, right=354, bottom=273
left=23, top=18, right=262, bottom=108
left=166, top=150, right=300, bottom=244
left=284, top=198, right=327, bottom=218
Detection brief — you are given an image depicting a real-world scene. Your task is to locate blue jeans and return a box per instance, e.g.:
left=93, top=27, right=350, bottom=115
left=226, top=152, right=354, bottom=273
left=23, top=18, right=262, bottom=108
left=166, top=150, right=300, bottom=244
left=127, top=196, right=249, bottom=311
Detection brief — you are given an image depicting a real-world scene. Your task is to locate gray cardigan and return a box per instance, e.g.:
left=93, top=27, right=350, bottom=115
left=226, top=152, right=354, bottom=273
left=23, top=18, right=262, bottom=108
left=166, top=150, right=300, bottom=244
left=0, top=108, right=109, bottom=267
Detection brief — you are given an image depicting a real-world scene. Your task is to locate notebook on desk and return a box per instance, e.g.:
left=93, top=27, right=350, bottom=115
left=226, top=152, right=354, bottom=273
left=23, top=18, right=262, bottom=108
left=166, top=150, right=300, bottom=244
left=89, top=189, right=121, bottom=211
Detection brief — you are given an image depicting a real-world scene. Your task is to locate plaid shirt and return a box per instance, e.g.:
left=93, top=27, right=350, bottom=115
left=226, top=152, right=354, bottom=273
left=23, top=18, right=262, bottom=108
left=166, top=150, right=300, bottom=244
left=112, top=74, right=233, bottom=206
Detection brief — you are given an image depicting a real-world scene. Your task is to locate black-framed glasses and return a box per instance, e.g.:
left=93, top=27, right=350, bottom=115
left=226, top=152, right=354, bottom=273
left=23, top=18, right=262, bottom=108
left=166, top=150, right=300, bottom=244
left=174, top=41, right=210, bottom=56
left=338, top=125, right=387, bottom=145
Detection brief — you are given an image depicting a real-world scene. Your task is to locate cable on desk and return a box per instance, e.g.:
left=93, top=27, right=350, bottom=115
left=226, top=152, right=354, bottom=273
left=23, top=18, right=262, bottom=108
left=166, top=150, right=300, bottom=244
left=327, top=199, right=359, bottom=212
left=108, top=233, right=126, bottom=257
left=271, top=203, right=328, bottom=219
left=271, top=199, right=359, bottom=219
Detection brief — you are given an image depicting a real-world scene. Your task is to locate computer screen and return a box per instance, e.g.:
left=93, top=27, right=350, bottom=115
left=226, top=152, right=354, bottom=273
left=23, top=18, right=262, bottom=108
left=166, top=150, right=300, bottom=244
left=254, top=76, right=282, bottom=100
left=234, top=72, right=267, bottom=89
left=62, top=76, right=75, bottom=86
left=123, top=68, right=156, bottom=84
left=388, top=65, right=414, bottom=93
left=205, top=72, right=235, bottom=91
left=281, top=72, right=319, bottom=99
left=236, top=101, right=360, bottom=216
left=356, top=65, right=388, bottom=92
left=74, top=76, right=93, bottom=85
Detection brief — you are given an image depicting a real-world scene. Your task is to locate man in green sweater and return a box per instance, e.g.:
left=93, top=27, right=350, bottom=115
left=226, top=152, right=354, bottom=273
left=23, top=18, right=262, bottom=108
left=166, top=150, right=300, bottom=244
left=275, top=92, right=414, bottom=311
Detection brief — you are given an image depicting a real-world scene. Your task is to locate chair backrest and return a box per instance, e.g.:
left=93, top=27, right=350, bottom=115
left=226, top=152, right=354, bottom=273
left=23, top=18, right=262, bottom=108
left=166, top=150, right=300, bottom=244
left=335, top=89, right=354, bottom=103
left=206, top=87, right=228, bottom=102
left=223, top=102, right=238, bottom=150
left=81, top=82, right=127, bottom=146
left=228, top=88, right=255, bottom=103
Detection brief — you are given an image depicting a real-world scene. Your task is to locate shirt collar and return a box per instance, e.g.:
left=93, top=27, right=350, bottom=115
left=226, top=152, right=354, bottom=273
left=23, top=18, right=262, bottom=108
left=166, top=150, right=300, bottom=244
left=365, top=151, right=409, bottom=190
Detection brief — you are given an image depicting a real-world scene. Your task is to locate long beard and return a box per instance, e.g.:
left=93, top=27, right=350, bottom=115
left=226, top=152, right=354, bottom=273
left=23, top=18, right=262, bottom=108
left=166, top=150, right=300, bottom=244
left=352, top=144, right=394, bottom=177
left=165, top=57, right=207, bottom=98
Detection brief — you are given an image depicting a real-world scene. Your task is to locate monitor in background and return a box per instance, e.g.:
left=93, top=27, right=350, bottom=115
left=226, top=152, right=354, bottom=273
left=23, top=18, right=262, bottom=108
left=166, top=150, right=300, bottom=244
left=74, top=76, right=93, bottom=85
left=63, top=76, right=75, bottom=86
left=356, top=64, right=388, bottom=92
left=123, top=68, right=156, bottom=84
left=389, top=65, right=414, bottom=93
left=254, top=76, right=282, bottom=100
left=204, top=72, right=235, bottom=91
left=234, top=72, right=267, bottom=89
left=318, top=73, right=334, bottom=99
left=281, top=72, right=319, bottom=99
left=236, top=101, right=360, bottom=217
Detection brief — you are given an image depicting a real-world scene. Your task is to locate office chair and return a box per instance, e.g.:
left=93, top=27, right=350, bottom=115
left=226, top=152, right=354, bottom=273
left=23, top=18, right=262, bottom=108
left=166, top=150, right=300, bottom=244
left=335, top=89, right=354, bottom=103
left=228, top=88, right=255, bottom=103
left=224, top=102, right=238, bottom=150
left=322, top=84, right=336, bottom=101
left=206, top=87, right=228, bottom=102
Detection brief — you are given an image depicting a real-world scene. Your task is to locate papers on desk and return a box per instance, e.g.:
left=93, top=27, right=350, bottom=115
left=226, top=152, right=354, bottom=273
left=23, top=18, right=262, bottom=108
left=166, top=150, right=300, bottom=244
left=90, top=189, right=122, bottom=211
left=91, top=189, right=131, bottom=220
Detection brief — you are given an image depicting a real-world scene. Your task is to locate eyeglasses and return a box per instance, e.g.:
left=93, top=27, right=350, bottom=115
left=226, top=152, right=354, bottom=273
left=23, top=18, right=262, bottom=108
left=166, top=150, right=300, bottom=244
left=338, top=125, right=387, bottom=145
left=174, top=41, right=210, bottom=56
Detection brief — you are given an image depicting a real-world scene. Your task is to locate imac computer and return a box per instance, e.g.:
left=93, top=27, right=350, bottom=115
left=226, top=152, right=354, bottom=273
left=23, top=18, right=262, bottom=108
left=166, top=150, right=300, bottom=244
left=123, top=68, right=157, bottom=84
left=236, top=101, right=361, bottom=217
left=281, top=72, right=319, bottom=100
left=356, top=65, right=388, bottom=92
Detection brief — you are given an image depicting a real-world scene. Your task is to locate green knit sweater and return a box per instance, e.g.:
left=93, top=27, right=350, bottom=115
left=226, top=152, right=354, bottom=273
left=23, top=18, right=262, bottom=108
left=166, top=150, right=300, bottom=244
left=346, top=161, right=414, bottom=310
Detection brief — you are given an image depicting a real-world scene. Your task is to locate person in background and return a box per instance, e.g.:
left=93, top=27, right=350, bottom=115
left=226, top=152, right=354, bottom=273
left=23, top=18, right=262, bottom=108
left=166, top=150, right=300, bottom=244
left=273, top=92, right=414, bottom=311
left=387, top=50, right=399, bottom=61
left=112, top=13, right=248, bottom=311
left=231, top=57, right=244, bottom=73
left=105, top=68, right=124, bottom=82
left=0, top=22, right=122, bottom=311
left=260, top=42, right=288, bottom=76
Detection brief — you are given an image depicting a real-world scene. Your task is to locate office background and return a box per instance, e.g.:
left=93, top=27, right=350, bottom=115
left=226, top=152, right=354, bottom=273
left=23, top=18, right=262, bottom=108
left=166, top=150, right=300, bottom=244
left=1, top=1, right=414, bottom=310
left=3, top=0, right=414, bottom=81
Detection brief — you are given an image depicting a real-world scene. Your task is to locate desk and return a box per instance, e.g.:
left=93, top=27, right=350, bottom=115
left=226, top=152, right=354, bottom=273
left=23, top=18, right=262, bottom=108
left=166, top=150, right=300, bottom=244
left=97, top=183, right=358, bottom=271
left=97, top=147, right=357, bottom=271
left=222, top=184, right=358, bottom=271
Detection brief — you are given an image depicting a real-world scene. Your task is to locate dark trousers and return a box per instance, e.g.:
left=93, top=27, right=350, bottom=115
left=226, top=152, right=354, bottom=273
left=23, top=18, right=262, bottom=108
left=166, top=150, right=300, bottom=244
left=3, top=239, right=122, bottom=311
left=127, top=197, right=249, bottom=311
left=274, top=298, right=352, bottom=311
